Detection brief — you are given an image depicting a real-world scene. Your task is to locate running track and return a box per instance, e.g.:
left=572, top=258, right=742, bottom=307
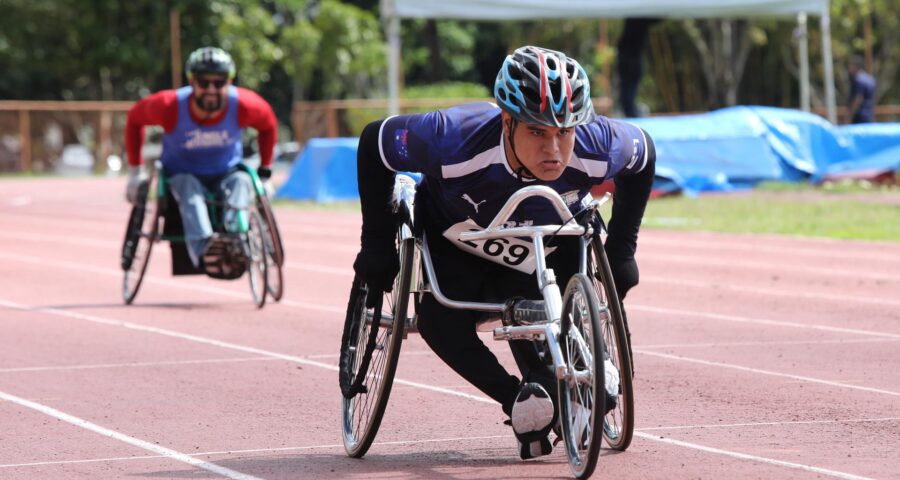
left=1, top=176, right=898, bottom=479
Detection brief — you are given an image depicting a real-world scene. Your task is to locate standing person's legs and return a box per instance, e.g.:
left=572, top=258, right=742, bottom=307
left=168, top=173, right=214, bottom=267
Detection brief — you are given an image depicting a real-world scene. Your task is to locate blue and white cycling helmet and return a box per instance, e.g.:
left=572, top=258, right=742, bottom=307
left=494, top=46, right=594, bottom=128
left=185, top=47, right=236, bottom=80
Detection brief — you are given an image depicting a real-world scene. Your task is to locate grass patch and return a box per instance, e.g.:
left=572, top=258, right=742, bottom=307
left=641, top=186, right=899, bottom=242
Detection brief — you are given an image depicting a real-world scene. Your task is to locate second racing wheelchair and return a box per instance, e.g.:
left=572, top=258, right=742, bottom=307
left=120, top=161, right=285, bottom=308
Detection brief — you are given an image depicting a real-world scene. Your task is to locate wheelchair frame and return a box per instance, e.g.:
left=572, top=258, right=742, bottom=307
left=120, top=161, right=285, bottom=308
left=339, top=176, right=634, bottom=479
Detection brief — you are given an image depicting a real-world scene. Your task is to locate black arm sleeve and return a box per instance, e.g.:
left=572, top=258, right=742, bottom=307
left=357, top=119, right=397, bottom=248
left=605, top=128, right=656, bottom=259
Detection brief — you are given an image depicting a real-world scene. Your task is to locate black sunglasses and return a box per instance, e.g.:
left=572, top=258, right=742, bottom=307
left=196, top=78, right=227, bottom=89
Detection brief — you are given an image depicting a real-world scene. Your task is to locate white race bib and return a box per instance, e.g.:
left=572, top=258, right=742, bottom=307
left=443, top=219, right=556, bottom=274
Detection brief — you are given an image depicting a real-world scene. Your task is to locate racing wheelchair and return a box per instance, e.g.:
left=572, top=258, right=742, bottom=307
left=120, top=161, right=285, bottom=308
left=338, top=176, right=635, bottom=479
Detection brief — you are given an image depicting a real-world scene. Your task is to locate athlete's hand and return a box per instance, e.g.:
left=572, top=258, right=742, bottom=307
left=257, top=166, right=274, bottom=198
left=125, top=165, right=148, bottom=204
left=353, top=241, right=399, bottom=296
left=604, top=245, right=639, bottom=300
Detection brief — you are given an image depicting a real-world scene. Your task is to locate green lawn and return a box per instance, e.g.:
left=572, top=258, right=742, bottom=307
left=638, top=182, right=899, bottom=242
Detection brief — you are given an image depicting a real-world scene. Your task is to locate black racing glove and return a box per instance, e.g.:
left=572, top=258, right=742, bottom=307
left=604, top=243, right=639, bottom=300
left=353, top=240, right=399, bottom=300
left=256, top=166, right=272, bottom=180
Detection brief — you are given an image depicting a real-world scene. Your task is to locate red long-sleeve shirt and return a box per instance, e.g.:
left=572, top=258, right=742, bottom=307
left=125, top=87, right=277, bottom=167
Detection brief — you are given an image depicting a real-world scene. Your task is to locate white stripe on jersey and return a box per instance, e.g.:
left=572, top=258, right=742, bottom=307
left=569, top=155, right=609, bottom=179
left=440, top=145, right=505, bottom=179
left=377, top=115, right=399, bottom=172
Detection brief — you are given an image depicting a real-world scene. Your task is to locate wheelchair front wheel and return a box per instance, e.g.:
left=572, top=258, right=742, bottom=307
left=246, top=209, right=268, bottom=309
left=558, top=273, right=606, bottom=480
left=122, top=174, right=160, bottom=305
left=339, top=237, right=413, bottom=458
left=588, top=241, right=635, bottom=451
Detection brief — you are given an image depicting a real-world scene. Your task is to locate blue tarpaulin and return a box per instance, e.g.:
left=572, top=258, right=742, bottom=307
left=277, top=107, right=900, bottom=201
left=630, top=106, right=900, bottom=194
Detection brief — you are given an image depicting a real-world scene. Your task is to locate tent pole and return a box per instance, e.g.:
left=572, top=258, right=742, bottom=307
left=797, top=13, right=810, bottom=112
left=382, top=0, right=401, bottom=116
left=820, top=7, right=837, bottom=123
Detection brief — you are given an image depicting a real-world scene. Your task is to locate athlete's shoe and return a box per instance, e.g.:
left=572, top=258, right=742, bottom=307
left=511, top=382, right=556, bottom=460
left=604, top=356, right=619, bottom=414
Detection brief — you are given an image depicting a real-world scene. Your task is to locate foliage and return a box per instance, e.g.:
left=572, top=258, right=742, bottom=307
left=344, top=81, right=491, bottom=138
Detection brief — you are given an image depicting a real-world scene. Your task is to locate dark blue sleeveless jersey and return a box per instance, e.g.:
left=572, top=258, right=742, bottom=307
left=378, top=102, right=649, bottom=233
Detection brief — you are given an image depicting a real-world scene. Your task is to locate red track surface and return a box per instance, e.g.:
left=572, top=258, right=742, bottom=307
left=1, top=176, right=898, bottom=479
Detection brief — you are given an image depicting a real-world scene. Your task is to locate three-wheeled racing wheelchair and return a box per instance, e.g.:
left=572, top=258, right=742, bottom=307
left=120, top=161, right=285, bottom=308
left=338, top=175, right=635, bottom=479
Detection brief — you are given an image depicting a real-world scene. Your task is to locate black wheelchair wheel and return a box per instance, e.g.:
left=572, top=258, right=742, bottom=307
left=258, top=198, right=284, bottom=301
left=588, top=240, right=635, bottom=451
left=122, top=173, right=160, bottom=305
left=558, top=273, right=606, bottom=480
left=246, top=209, right=268, bottom=309
left=339, top=236, right=413, bottom=458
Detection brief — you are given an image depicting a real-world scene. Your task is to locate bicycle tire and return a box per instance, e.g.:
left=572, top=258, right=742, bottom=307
left=589, top=239, right=635, bottom=451
left=339, top=235, right=413, bottom=458
left=558, top=273, right=606, bottom=479
left=246, top=209, right=268, bottom=309
left=122, top=173, right=159, bottom=305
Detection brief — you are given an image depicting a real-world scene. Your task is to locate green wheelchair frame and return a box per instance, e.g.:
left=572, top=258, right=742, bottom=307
left=121, top=161, right=285, bottom=308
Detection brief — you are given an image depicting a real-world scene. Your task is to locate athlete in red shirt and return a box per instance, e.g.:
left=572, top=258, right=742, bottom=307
left=124, top=47, right=278, bottom=269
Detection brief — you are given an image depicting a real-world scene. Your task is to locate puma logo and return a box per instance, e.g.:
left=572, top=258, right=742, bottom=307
left=461, top=194, right=487, bottom=213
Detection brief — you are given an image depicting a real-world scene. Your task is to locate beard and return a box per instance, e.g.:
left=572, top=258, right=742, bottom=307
left=194, top=93, right=224, bottom=112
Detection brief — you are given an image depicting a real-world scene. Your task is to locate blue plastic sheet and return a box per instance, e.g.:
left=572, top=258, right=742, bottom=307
left=630, top=106, right=900, bottom=194
left=278, top=107, right=900, bottom=201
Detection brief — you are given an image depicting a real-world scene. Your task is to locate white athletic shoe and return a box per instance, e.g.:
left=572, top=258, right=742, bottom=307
left=511, top=382, right=555, bottom=460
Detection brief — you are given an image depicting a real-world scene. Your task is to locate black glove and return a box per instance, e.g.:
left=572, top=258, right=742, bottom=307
left=256, top=166, right=272, bottom=180
left=353, top=242, right=399, bottom=295
left=604, top=243, right=639, bottom=300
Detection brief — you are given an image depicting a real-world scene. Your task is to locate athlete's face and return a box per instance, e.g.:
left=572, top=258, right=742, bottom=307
left=190, top=75, right=231, bottom=112
left=502, top=112, right=576, bottom=181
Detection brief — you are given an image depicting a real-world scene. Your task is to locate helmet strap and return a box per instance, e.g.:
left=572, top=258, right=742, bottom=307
left=506, top=118, right=536, bottom=180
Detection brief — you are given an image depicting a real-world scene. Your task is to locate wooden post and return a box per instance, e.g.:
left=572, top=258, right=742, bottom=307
left=170, top=9, right=182, bottom=88
left=325, top=105, right=338, bottom=138
left=99, top=110, right=112, bottom=172
left=19, top=110, right=31, bottom=172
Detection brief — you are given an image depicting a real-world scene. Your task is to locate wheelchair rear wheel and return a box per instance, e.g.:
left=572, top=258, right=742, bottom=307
left=339, top=236, right=413, bottom=458
left=122, top=173, right=160, bottom=304
left=246, top=209, right=268, bottom=308
left=558, top=273, right=606, bottom=480
left=588, top=241, right=635, bottom=451
left=258, top=198, right=284, bottom=301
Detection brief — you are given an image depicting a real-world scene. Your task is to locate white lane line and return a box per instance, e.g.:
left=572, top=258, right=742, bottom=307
left=638, top=416, right=900, bottom=432
left=641, top=253, right=900, bottom=282
left=305, top=349, right=435, bottom=359
left=632, top=432, right=874, bottom=480
left=0, top=434, right=510, bottom=469
left=634, top=349, right=900, bottom=397
left=0, top=251, right=343, bottom=315
left=640, top=274, right=900, bottom=307
left=630, top=305, right=900, bottom=340
left=639, top=337, right=900, bottom=349
left=0, top=356, right=277, bottom=374
left=0, top=389, right=261, bottom=480
left=0, top=298, right=885, bottom=480
left=0, top=299, right=494, bottom=405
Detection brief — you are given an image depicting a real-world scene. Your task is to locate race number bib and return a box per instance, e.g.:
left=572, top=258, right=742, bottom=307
left=443, top=219, right=556, bottom=274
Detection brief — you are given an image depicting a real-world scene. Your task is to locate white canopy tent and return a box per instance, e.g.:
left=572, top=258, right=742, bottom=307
left=380, top=0, right=836, bottom=122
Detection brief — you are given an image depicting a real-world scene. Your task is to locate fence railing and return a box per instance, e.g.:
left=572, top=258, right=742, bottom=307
left=1, top=99, right=898, bottom=173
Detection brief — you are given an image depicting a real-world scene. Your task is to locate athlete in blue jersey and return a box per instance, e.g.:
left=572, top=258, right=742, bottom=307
left=125, top=47, right=277, bottom=270
left=354, top=46, right=656, bottom=460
